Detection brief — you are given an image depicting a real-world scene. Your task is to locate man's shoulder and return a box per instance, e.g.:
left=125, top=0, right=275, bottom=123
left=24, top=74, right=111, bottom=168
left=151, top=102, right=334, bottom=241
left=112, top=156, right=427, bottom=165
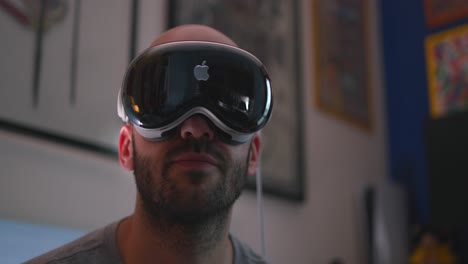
left=24, top=222, right=122, bottom=264
left=230, top=234, right=270, bottom=264
left=24, top=231, right=103, bottom=264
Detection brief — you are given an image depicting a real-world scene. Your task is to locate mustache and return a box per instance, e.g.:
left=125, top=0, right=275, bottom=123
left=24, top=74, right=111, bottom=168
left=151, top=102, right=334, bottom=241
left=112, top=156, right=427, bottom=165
left=164, top=137, right=228, bottom=167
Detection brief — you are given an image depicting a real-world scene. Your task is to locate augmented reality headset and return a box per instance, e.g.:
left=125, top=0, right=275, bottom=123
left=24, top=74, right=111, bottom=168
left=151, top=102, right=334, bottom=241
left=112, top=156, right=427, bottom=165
left=117, top=41, right=273, bottom=144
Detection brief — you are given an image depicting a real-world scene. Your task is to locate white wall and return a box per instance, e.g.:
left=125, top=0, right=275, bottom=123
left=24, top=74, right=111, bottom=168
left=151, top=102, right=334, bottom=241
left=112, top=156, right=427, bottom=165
left=0, top=0, right=388, bottom=263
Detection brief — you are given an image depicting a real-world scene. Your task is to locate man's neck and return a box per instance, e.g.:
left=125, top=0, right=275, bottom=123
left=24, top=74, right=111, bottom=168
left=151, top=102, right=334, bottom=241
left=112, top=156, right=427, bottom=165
left=117, top=203, right=233, bottom=264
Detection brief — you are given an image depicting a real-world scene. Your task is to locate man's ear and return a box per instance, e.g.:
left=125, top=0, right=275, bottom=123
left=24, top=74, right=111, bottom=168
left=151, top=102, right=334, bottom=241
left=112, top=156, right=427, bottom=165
left=247, top=134, right=261, bottom=177
left=119, top=124, right=134, bottom=171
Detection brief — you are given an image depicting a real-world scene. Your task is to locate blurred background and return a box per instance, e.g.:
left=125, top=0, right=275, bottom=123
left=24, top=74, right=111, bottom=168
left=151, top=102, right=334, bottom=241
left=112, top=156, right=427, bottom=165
left=1, top=0, right=468, bottom=263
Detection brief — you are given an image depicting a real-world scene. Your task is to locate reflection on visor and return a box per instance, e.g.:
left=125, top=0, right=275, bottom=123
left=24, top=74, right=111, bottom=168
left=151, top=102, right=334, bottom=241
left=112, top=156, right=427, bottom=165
left=218, top=95, right=251, bottom=113
left=118, top=41, right=273, bottom=143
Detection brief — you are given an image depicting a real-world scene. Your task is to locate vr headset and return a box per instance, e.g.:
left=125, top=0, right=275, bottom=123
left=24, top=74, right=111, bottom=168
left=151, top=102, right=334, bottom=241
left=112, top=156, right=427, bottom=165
left=117, top=41, right=273, bottom=144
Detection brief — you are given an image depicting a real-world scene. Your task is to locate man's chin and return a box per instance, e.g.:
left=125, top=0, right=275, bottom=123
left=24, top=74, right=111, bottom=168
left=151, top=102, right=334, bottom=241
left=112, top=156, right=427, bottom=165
left=160, top=190, right=235, bottom=224
left=170, top=194, right=225, bottom=215
left=146, top=197, right=228, bottom=226
left=168, top=167, right=222, bottom=188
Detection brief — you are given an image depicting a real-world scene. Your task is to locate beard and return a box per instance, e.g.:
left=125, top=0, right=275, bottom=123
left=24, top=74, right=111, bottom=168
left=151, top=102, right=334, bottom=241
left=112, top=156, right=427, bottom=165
left=132, top=136, right=250, bottom=226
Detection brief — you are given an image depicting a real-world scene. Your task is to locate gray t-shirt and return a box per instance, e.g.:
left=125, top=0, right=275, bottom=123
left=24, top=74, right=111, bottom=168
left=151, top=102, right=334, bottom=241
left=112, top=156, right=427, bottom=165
left=24, top=221, right=269, bottom=264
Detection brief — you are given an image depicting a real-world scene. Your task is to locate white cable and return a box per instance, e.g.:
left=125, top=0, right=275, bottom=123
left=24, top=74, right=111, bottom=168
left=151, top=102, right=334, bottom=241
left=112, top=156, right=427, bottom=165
left=256, top=164, right=266, bottom=258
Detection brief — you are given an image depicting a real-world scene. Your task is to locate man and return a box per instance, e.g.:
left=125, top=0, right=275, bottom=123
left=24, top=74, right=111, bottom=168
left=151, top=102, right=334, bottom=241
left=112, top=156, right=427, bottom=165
left=26, top=24, right=272, bottom=264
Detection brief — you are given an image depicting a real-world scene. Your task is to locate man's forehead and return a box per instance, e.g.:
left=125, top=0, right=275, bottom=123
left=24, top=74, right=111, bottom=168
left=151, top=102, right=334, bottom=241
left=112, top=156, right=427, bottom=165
left=149, top=24, right=238, bottom=48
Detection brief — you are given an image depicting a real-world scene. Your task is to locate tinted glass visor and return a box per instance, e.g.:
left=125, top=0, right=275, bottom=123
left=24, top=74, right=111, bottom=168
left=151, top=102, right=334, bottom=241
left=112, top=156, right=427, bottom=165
left=120, top=41, right=272, bottom=140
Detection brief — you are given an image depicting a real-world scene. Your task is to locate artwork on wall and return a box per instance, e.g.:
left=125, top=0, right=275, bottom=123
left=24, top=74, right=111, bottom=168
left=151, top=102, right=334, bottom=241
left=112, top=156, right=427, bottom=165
left=0, top=0, right=69, bottom=107
left=0, top=0, right=139, bottom=155
left=424, top=0, right=468, bottom=28
left=312, top=0, right=372, bottom=131
left=169, top=0, right=305, bottom=201
left=425, top=23, right=468, bottom=118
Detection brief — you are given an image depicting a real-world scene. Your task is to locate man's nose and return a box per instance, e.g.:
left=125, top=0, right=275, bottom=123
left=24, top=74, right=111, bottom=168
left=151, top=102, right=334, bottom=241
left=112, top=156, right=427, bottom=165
left=179, top=115, right=215, bottom=141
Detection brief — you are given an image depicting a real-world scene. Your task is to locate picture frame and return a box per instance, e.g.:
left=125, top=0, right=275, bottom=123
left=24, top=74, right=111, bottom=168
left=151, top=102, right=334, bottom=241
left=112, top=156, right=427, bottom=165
left=0, top=0, right=140, bottom=156
left=312, top=0, right=372, bottom=131
left=424, top=0, right=468, bottom=28
left=168, top=0, right=305, bottom=201
left=425, top=23, right=468, bottom=118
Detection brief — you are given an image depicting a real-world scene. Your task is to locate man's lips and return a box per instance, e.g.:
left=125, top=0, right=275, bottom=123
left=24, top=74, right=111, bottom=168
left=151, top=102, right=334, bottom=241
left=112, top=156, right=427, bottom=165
left=170, top=152, right=219, bottom=169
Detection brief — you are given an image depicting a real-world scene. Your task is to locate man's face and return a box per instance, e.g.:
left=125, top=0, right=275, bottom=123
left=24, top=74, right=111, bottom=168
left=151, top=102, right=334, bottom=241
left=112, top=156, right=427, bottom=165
left=129, top=115, right=257, bottom=223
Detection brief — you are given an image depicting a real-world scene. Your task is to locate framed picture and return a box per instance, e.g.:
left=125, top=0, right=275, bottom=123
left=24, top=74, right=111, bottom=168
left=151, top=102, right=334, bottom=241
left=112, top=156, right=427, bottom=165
left=425, top=24, right=468, bottom=118
left=424, top=0, right=468, bottom=28
left=0, top=0, right=140, bottom=155
left=168, top=0, right=305, bottom=201
left=312, top=0, right=372, bottom=131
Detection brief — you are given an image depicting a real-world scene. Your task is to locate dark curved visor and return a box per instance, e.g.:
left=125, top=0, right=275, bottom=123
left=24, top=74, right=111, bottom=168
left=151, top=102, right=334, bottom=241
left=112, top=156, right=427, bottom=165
left=118, top=41, right=273, bottom=143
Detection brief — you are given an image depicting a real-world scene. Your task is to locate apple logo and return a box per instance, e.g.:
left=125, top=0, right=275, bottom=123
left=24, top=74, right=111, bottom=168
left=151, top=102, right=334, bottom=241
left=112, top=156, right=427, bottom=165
left=193, top=60, right=210, bottom=81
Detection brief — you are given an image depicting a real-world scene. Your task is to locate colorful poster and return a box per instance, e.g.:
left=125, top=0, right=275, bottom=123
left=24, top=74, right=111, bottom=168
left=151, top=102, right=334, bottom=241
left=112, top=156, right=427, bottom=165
left=425, top=24, right=468, bottom=118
